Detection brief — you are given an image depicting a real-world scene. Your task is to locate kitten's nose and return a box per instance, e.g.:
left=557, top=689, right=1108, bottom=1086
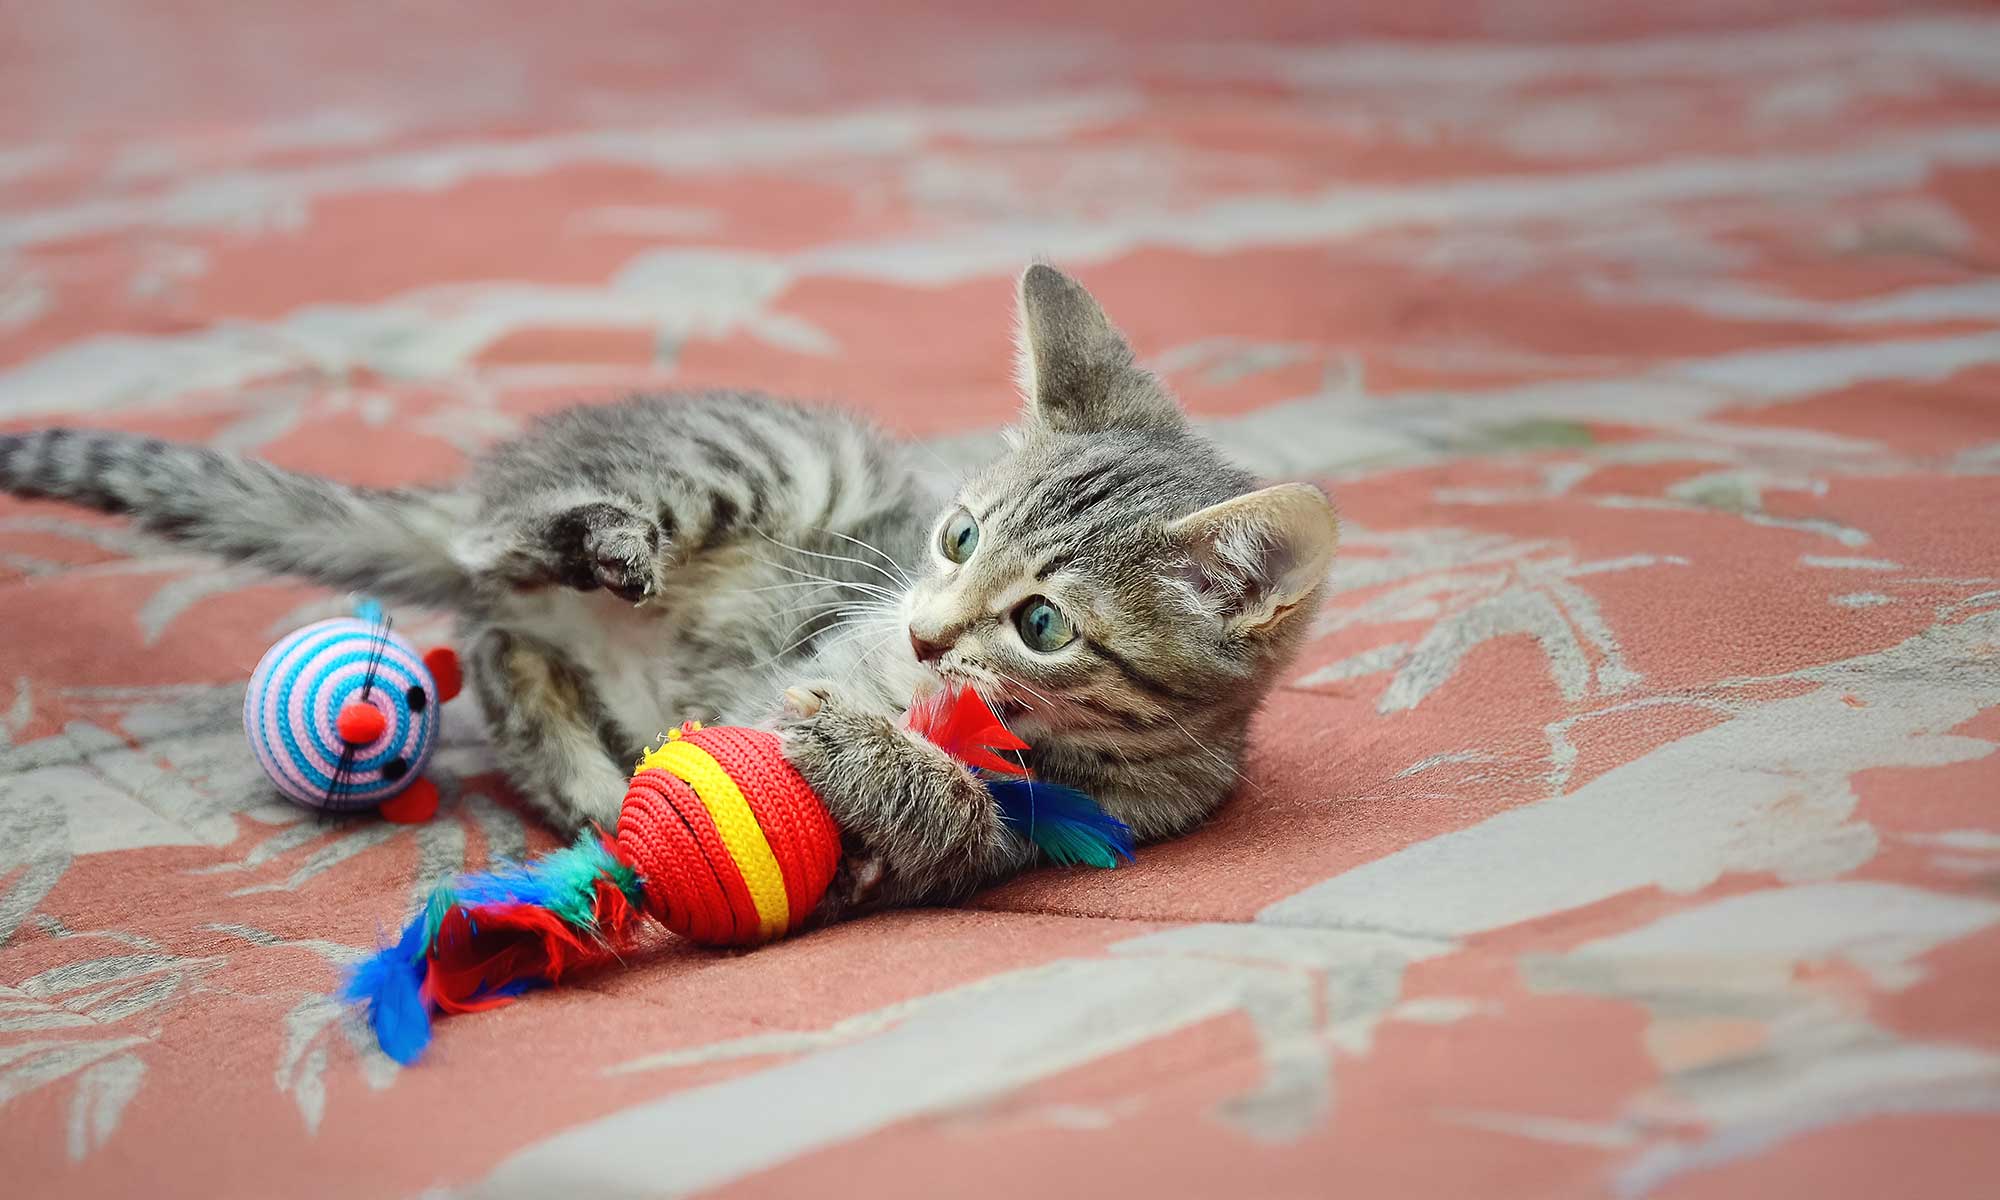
left=909, top=629, right=949, bottom=664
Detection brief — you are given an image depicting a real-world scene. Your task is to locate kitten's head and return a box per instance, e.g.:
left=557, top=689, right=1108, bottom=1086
left=902, top=265, right=1338, bottom=738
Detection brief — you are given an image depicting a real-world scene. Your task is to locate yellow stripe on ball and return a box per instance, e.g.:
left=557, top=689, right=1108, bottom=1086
left=637, top=739, right=790, bottom=939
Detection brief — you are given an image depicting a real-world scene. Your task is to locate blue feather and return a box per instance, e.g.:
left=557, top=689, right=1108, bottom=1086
left=986, top=778, right=1134, bottom=869
left=338, top=837, right=640, bottom=1065
left=341, top=914, right=433, bottom=1066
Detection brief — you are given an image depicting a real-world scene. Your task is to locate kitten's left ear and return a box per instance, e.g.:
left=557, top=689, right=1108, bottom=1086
left=1015, top=264, right=1184, bottom=435
left=1168, top=483, right=1339, bottom=632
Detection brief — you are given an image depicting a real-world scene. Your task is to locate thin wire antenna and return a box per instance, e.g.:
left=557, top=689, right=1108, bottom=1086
left=361, top=613, right=393, bottom=700
left=321, top=744, right=357, bottom=813
left=329, top=608, right=392, bottom=812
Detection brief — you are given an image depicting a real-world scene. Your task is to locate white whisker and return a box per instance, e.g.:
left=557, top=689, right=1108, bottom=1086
left=1156, top=706, right=1260, bottom=795
left=751, top=556, right=902, bottom=600
left=755, top=613, right=900, bottom=670
left=990, top=667, right=1057, bottom=711
left=757, top=530, right=910, bottom=591
left=776, top=601, right=897, bottom=641
left=724, top=578, right=863, bottom=598
left=783, top=595, right=898, bottom=618
left=795, top=622, right=900, bottom=671
left=809, top=526, right=915, bottom=587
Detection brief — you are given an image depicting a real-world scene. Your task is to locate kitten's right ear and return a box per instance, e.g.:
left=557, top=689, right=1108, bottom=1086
left=1015, top=264, right=1183, bottom=435
left=1168, top=483, right=1339, bottom=633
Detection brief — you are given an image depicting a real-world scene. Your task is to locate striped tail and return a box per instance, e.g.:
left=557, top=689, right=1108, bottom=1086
left=0, top=427, right=475, bottom=608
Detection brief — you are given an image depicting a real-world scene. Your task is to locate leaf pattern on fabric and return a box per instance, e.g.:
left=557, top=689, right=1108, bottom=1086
left=4, top=5, right=2000, bottom=1195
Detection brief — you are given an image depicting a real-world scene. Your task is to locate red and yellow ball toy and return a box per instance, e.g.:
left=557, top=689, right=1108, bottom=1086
left=618, top=722, right=840, bottom=946
left=344, top=687, right=1129, bottom=1065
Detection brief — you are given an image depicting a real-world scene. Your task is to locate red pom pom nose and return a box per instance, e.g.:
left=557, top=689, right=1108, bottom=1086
left=337, top=700, right=388, bottom=746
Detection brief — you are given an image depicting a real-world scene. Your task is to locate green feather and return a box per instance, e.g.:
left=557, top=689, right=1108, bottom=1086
left=412, top=835, right=646, bottom=955
left=415, top=885, right=458, bottom=958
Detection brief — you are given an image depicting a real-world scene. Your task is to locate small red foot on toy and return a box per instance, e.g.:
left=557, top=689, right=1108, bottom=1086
left=423, top=647, right=463, bottom=702
left=378, top=777, right=439, bottom=824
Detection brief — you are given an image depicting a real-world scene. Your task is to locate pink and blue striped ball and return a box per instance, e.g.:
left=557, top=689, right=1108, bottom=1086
left=244, top=617, right=441, bottom=813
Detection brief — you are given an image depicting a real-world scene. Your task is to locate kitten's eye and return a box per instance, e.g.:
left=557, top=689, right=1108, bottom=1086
left=1014, top=596, right=1077, bottom=652
left=940, top=508, right=980, bottom=564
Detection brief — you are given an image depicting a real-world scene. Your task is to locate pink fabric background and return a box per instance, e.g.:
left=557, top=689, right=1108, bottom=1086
left=4, top=2, right=1998, bottom=1196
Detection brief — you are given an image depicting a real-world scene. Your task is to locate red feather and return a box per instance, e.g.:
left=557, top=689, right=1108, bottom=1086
left=907, top=687, right=1030, bottom=775
left=422, top=878, right=643, bottom=1014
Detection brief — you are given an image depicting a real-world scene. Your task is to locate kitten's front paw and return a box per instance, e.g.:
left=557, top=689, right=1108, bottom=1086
left=780, top=681, right=836, bottom=721
left=778, top=686, right=896, bottom=772
left=780, top=689, right=1004, bottom=911
left=545, top=502, right=660, bottom=602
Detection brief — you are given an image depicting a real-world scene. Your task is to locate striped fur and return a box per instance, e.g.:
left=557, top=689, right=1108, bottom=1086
left=0, top=429, right=473, bottom=607
left=0, top=265, right=1337, bottom=916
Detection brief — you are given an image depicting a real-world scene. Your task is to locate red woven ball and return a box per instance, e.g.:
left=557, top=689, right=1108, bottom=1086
left=615, top=725, right=840, bottom=947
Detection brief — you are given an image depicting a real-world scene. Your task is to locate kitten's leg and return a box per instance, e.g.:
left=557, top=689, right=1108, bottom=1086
left=463, top=500, right=664, bottom=603
left=467, top=630, right=630, bottom=832
left=456, top=393, right=931, bottom=605
left=779, top=686, right=1032, bottom=914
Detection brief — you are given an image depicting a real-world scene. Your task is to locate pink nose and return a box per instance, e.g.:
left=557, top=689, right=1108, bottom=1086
left=336, top=701, right=388, bottom=746
left=910, top=630, right=949, bottom=664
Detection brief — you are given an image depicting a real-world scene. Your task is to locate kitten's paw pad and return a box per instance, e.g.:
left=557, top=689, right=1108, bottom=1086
left=590, top=550, right=654, bottom=604
left=838, top=855, right=886, bottom=906
left=780, top=681, right=838, bottom=721
left=548, top=503, right=659, bottom=602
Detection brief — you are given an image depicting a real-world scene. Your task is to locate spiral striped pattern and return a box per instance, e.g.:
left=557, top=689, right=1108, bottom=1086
left=616, top=724, right=840, bottom=947
left=243, top=617, right=440, bottom=812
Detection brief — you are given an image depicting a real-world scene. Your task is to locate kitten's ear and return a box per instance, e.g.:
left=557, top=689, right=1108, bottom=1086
left=1168, top=483, right=1339, bottom=632
left=1015, top=264, right=1183, bottom=435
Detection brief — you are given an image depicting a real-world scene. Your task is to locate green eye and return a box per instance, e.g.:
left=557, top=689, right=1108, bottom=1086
left=1014, top=596, right=1077, bottom=652
left=940, top=508, right=980, bottom=563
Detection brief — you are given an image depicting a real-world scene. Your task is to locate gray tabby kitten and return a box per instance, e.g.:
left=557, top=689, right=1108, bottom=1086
left=0, top=266, right=1338, bottom=916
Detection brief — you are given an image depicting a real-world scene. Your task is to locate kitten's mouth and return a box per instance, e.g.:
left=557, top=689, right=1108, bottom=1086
left=927, top=665, right=1030, bottom=719
left=989, top=694, right=1031, bottom=718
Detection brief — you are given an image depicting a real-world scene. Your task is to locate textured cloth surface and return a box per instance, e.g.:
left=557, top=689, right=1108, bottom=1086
left=4, top=2, right=2000, bottom=1196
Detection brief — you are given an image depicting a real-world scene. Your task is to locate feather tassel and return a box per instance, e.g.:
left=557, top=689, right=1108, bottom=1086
left=347, top=690, right=1134, bottom=1067
left=987, top=778, right=1135, bottom=868
left=909, top=688, right=1133, bottom=869
left=341, top=907, right=434, bottom=1066
left=906, top=687, right=1030, bottom=776
left=341, top=834, right=645, bottom=1064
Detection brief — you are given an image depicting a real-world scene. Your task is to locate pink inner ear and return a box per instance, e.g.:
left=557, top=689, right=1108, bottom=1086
left=1168, top=484, right=1339, bottom=622
left=1180, top=524, right=1285, bottom=608
left=1241, top=532, right=1297, bottom=604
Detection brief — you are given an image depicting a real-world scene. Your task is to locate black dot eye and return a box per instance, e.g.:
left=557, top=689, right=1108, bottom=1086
left=939, top=508, right=979, bottom=564
left=379, top=757, right=409, bottom=783
left=406, top=685, right=427, bottom=713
